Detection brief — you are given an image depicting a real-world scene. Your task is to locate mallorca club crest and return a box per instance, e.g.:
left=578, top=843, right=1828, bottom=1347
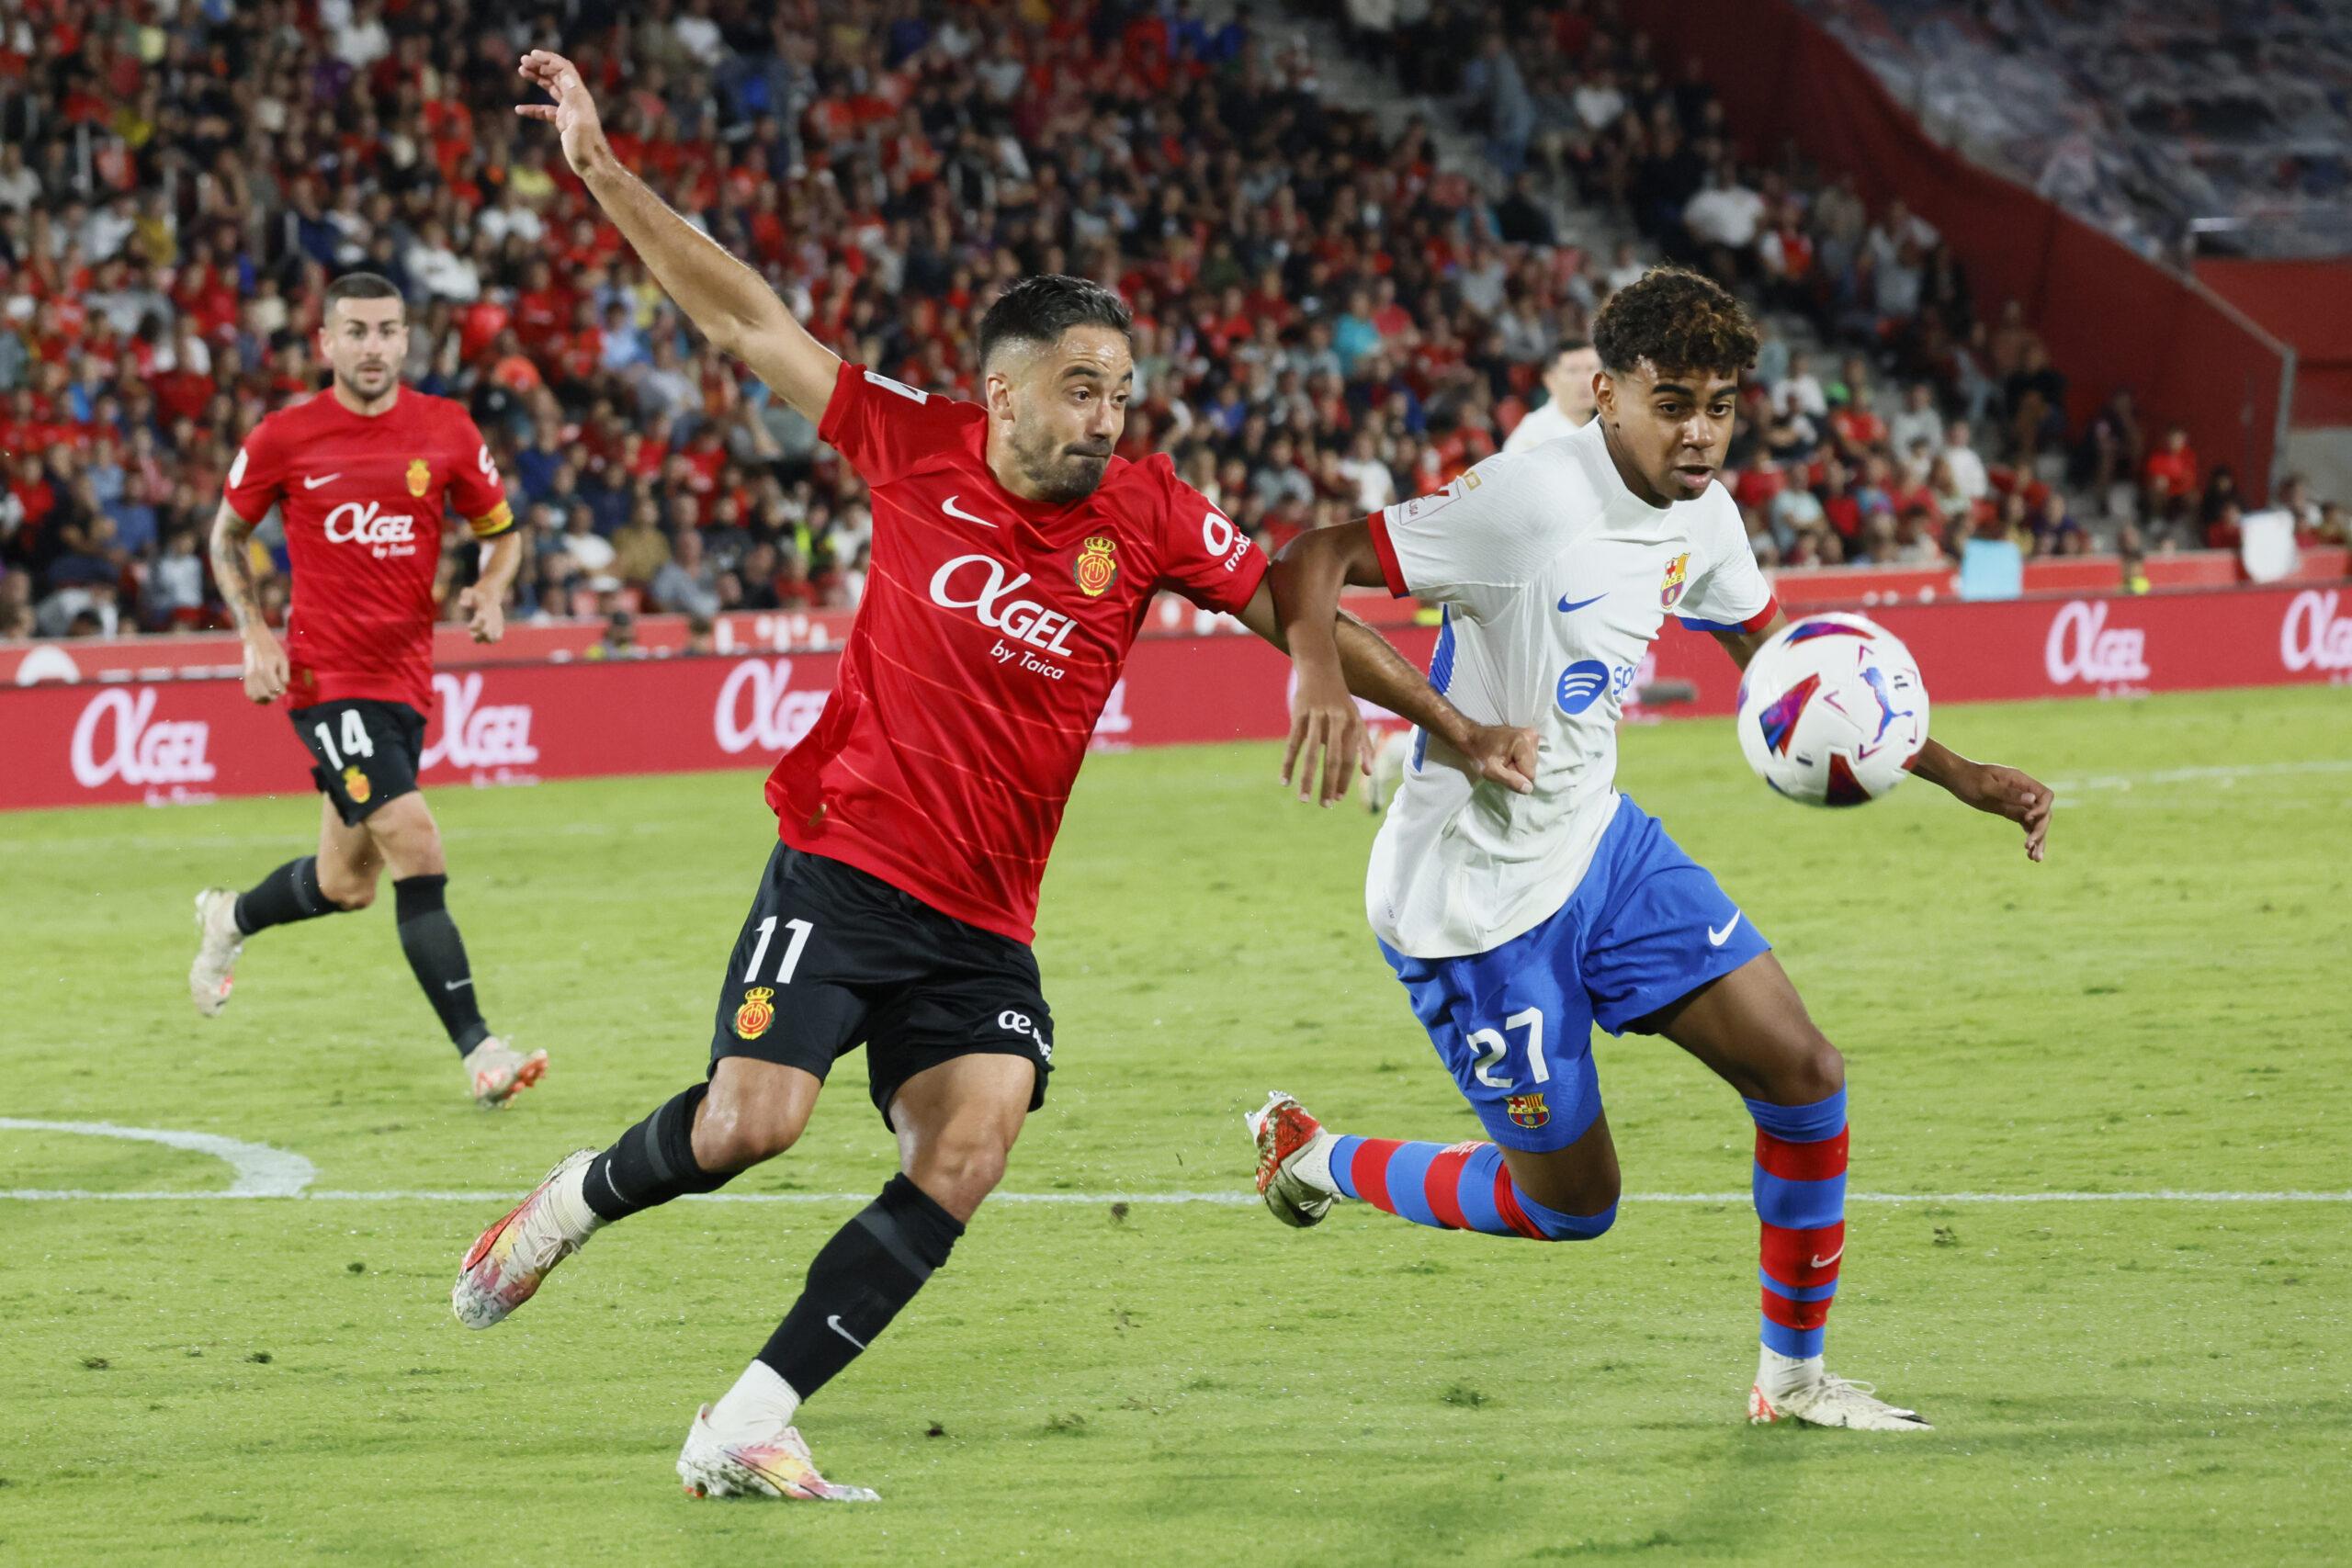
left=342, top=764, right=371, bottom=804
left=1073, top=536, right=1118, bottom=597
left=1506, top=1093, right=1549, bottom=1130
left=733, top=986, right=776, bottom=1042
left=1658, top=552, right=1690, bottom=612
left=406, top=458, right=431, bottom=498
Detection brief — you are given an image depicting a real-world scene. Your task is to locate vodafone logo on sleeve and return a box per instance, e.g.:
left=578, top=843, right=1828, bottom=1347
left=2043, top=600, right=2150, bottom=687
left=322, top=500, right=420, bottom=556
left=422, top=672, right=539, bottom=773
left=714, top=659, right=830, bottom=755
left=69, top=688, right=217, bottom=790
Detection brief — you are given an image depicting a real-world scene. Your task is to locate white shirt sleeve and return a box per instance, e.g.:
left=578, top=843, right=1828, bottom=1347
left=1369, top=448, right=1565, bottom=623
left=1674, top=491, right=1779, bottom=632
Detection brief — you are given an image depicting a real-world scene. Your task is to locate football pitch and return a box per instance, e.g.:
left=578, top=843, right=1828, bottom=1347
left=3, top=685, right=2347, bottom=1565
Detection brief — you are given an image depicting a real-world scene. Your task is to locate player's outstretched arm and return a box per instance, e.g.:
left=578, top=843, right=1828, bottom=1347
left=1708, top=615, right=2052, bottom=861
left=459, top=530, right=523, bottom=644
left=1256, top=525, right=1535, bottom=806
left=514, top=50, right=839, bottom=423
left=209, top=500, right=286, bottom=705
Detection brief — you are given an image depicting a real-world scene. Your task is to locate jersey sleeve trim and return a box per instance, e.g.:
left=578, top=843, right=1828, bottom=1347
left=1365, top=511, right=1410, bottom=598
left=1224, top=544, right=1271, bottom=611
left=467, top=501, right=516, bottom=539
left=816, top=358, right=860, bottom=450
left=1676, top=594, right=1781, bottom=635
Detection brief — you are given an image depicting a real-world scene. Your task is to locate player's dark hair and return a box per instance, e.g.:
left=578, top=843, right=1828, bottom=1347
left=978, top=275, right=1132, bottom=369
left=323, top=271, right=405, bottom=316
left=1592, top=266, right=1756, bottom=378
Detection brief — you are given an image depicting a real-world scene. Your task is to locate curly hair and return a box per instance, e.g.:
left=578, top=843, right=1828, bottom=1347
left=1591, top=265, right=1758, bottom=378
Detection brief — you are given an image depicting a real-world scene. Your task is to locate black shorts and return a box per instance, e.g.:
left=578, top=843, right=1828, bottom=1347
left=290, top=698, right=427, bottom=826
left=711, top=844, right=1054, bottom=1126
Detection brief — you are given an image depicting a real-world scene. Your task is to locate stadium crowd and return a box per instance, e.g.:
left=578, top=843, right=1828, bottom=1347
left=1, top=0, right=2342, bottom=642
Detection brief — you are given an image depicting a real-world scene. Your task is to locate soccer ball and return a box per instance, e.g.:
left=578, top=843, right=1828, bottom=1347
left=1735, top=613, right=1929, bottom=807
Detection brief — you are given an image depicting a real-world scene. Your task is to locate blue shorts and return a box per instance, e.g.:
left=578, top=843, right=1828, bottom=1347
left=1378, top=795, right=1771, bottom=1153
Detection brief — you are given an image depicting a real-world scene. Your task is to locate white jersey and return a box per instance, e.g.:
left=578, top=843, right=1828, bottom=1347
left=1365, top=417, right=1776, bottom=958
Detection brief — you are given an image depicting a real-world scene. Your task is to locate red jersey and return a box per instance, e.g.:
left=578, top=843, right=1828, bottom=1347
left=774, top=362, right=1270, bottom=943
left=224, top=389, right=514, bottom=713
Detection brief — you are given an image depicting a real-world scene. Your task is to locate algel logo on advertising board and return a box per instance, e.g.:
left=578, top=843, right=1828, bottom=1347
left=2044, top=600, right=2151, bottom=686
left=422, top=672, right=540, bottom=771
left=69, top=688, right=216, bottom=788
left=715, top=659, right=830, bottom=755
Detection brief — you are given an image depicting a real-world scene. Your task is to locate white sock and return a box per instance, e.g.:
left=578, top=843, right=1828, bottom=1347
left=707, top=1359, right=802, bottom=1437
left=1757, top=1346, right=1824, bottom=1398
left=550, top=1158, right=607, bottom=1242
left=1292, top=1131, right=1340, bottom=1194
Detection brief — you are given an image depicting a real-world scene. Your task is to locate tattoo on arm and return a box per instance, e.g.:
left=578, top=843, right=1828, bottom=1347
left=211, top=502, right=264, bottom=632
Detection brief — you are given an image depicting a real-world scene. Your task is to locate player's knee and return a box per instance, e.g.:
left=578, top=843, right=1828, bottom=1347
left=318, top=867, right=376, bottom=910
left=907, top=1138, right=1009, bottom=1218
left=1790, top=1034, right=1846, bottom=1103
left=692, top=1100, right=802, bottom=1173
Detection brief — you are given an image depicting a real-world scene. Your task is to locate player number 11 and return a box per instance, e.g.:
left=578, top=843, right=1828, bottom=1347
left=743, top=916, right=814, bottom=986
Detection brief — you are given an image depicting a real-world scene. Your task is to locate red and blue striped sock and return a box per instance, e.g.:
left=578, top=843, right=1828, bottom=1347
left=1747, top=1088, right=1849, bottom=1360
left=1325, top=1135, right=1616, bottom=1241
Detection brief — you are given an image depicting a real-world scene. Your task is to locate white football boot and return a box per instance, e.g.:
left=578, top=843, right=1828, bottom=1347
left=451, top=1148, right=598, bottom=1327
left=463, top=1036, right=548, bottom=1108
left=188, top=888, right=243, bottom=1017
left=1246, top=1091, right=1340, bottom=1228
left=1749, top=1368, right=1932, bottom=1431
left=677, top=1406, right=879, bottom=1502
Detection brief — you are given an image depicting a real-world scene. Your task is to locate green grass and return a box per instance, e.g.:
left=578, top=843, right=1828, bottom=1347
left=3, top=686, right=2348, bottom=1565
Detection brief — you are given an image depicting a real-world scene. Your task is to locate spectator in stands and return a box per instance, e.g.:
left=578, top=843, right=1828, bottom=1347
left=2143, top=425, right=2200, bottom=524
left=1887, top=384, right=1943, bottom=466
left=1503, top=339, right=1600, bottom=453
left=651, top=527, right=721, bottom=620
left=1939, top=421, right=1991, bottom=505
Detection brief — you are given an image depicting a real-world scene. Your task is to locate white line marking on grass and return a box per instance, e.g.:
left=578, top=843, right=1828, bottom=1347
left=2051, top=758, right=2352, bottom=797
left=4, top=1187, right=2347, bottom=1205
left=0, top=1119, right=316, bottom=1197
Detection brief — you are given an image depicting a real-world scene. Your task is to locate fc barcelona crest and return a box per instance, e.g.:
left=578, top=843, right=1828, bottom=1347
left=406, top=457, right=431, bottom=498
left=1506, top=1093, right=1549, bottom=1130
left=1658, top=551, right=1690, bottom=611
left=1073, top=536, right=1117, bottom=597
left=734, top=986, right=776, bottom=1042
left=342, top=764, right=371, bottom=804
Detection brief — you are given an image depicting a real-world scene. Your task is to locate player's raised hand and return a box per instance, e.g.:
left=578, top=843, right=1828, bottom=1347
left=1459, top=722, right=1540, bottom=795
left=458, top=584, right=505, bottom=645
left=1958, top=761, right=2052, bottom=862
left=514, top=50, right=608, bottom=175
left=239, top=624, right=288, bottom=705
left=1282, top=667, right=1370, bottom=807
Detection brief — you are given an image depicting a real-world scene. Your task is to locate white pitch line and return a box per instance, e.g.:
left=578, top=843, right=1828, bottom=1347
left=2050, top=758, right=2352, bottom=795
left=4, top=1188, right=2348, bottom=1205
left=0, top=1118, right=315, bottom=1197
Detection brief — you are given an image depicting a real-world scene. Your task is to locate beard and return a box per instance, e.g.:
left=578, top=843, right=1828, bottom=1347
left=1016, top=431, right=1112, bottom=503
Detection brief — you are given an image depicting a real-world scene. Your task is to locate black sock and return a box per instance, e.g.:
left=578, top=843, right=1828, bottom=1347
left=234, top=857, right=335, bottom=935
left=392, top=874, right=489, bottom=1054
left=582, top=1084, right=734, bottom=1222
left=758, top=1174, right=965, bottom=1401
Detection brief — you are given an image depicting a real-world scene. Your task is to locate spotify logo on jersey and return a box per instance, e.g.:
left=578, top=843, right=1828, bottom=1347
left=1555, top=660, right=1611, bottom=716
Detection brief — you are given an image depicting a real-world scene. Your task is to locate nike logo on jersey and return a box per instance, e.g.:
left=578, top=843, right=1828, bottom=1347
left=302, top=473, right=342, bottom=490
left=941, top=494, right=1000, bottom=528
left=826, top=1314, right=868, bottom=1350
left=1810, top=1243, right=1845, bottom=1269
left=1707, top=912, right=1742, bottom=947
left=1556, top=592, right=1607, bottom=614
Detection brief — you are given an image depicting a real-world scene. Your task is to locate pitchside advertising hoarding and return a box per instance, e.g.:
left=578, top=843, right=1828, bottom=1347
left=3, top=586, right=2346, bottom=811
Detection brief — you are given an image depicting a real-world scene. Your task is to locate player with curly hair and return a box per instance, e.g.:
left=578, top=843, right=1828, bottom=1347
left=1252, top=266, right=2053, bottom=1431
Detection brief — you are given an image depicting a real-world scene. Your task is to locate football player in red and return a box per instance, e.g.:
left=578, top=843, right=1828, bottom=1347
left=190, top=273, right=542, bottom=1108
left=451, top=51, right=1538, bottom=1502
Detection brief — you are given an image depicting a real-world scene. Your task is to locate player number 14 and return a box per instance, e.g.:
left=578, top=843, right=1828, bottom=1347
left=743, top=916, right=814, bottom=986
left=312, top=710, right=376, bottom=771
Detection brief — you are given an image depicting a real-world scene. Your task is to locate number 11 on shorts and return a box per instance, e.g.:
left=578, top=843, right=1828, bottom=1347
left=744, top=916, right=813, bottom=985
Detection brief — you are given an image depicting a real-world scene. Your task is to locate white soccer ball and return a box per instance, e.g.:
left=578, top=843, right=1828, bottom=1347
left=1735, top=612, right=1929, bottom=807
